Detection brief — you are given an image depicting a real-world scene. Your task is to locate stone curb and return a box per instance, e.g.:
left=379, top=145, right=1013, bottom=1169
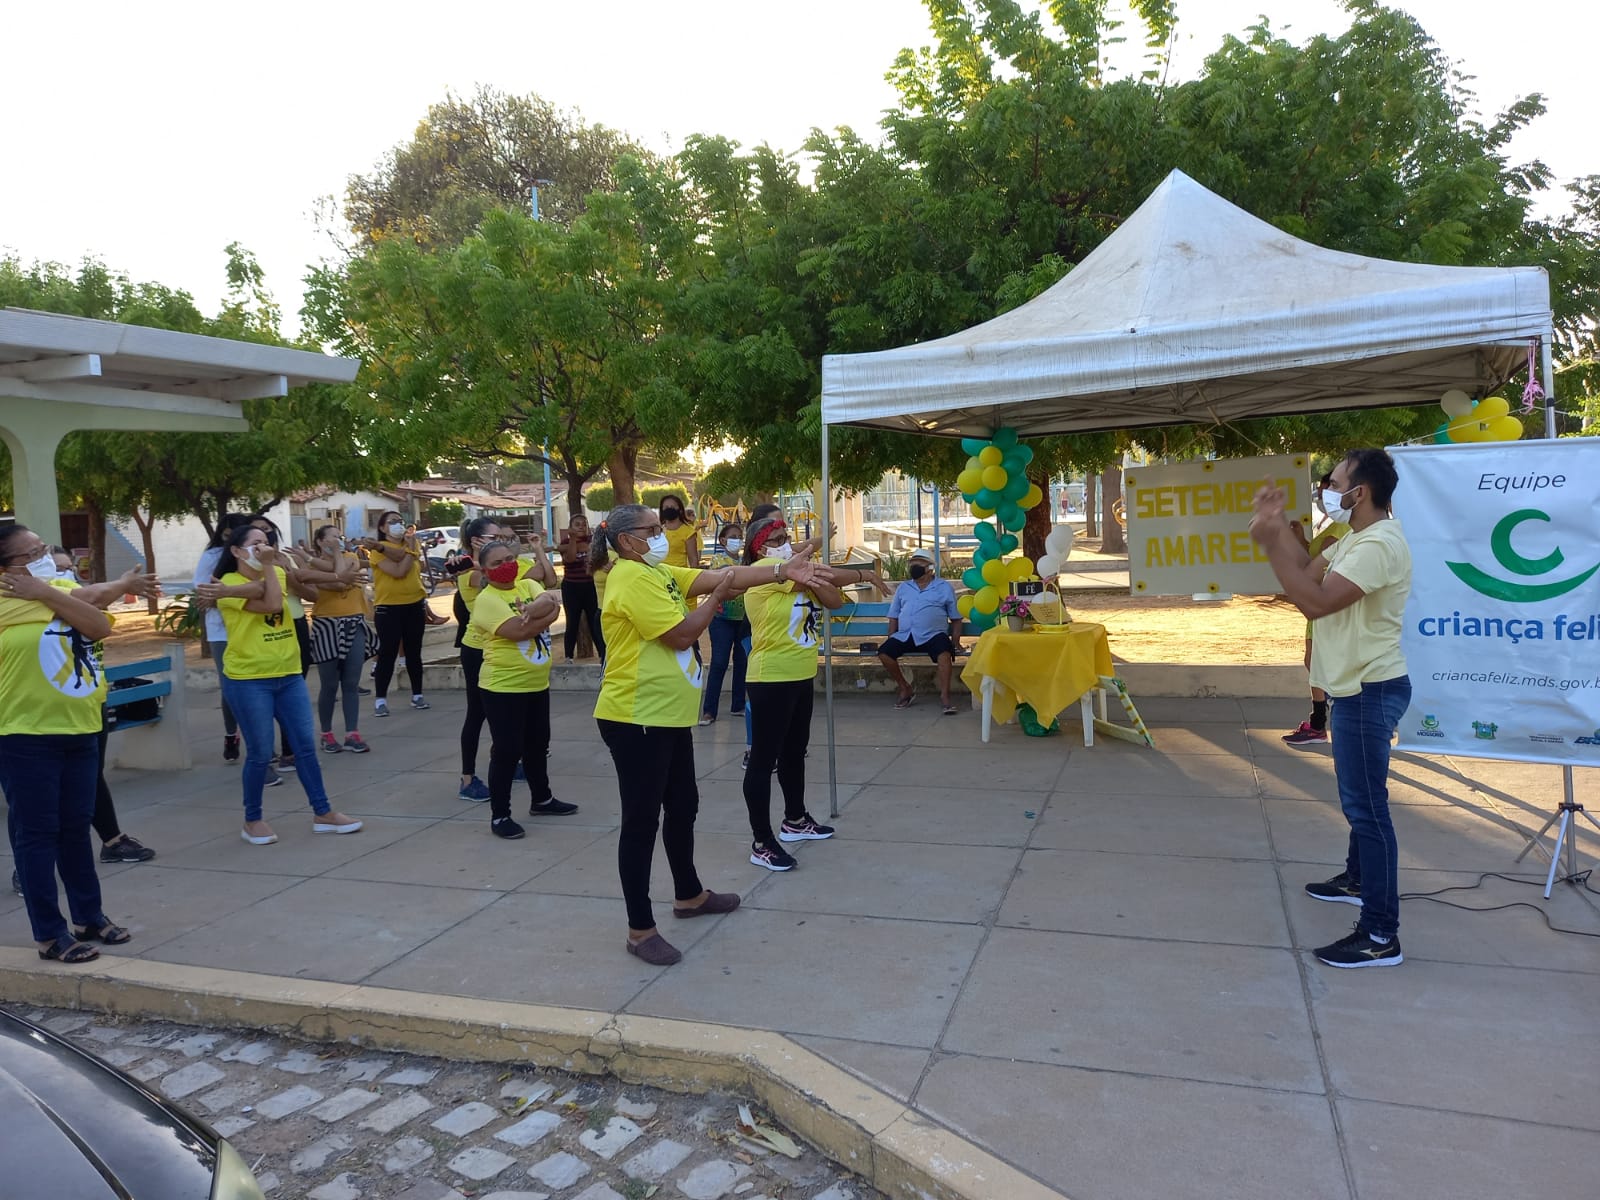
left=0, top=949, right=1067, bottom=1200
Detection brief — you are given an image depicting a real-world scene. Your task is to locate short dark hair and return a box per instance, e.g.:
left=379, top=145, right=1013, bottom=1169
left=749, top=503, right=780, bottom=523
left=1343, top=448, right=1398, bottom=510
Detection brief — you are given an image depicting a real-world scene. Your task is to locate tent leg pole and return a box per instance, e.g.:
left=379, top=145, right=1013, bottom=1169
left=821, top=422, right=840, bottom=820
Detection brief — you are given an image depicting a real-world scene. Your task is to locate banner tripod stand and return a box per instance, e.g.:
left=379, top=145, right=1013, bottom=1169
left=1513, top=767, right=1597, bottom=899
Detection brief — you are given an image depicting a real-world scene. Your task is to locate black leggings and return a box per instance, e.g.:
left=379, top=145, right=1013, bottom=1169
left=480, top=689, right=551, bottom=822
left=598, top=720, right=703, bottom=932
left=92, top=726, right=120, bottom=844
left=561, top=580, right=605, bottom=659
left=459, top=645, right=486, bottom=777
left=374, top=601, right=425, bottom=699
left=744, top=678, right=813, bottom=844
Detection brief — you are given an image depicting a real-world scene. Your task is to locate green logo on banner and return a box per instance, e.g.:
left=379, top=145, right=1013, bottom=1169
left=1447, top=509, right=1599, bottom=603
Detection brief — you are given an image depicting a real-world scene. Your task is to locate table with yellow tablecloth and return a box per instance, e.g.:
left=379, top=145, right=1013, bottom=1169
left=961, top=623, right=1115, bottom=744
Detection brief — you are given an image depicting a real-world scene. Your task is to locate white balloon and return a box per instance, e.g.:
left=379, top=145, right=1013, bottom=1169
left=1036, top=554, right=1061, bottom=577
left=1440, top=389, right=1474, bottom=419
left=1045, top=526, right=1075, bottom=556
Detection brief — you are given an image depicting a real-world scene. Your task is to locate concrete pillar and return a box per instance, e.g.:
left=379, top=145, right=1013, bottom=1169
left=0, top=410, right=69, bottom=546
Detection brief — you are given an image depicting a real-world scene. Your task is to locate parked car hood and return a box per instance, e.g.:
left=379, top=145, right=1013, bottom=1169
left=0, top=1010, right=216, bottom=1200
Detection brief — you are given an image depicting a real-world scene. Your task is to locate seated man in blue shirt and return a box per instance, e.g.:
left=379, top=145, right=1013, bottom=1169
left=880, top=548, right=964, bottom=715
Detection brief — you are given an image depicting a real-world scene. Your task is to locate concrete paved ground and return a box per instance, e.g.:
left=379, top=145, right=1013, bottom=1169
left=6, top=688, right=1598, bottom=1200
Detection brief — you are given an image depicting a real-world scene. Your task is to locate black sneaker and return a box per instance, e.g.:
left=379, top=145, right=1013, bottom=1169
left=778, top=814, right=835, bottom=842
left=100, top=836, right=156, bottom=863
left=529, top=797, right=578, bottom=816
left=10, top=869, right=19, bottom=897
left=491, top=817, right=526, bottom=840
left=223, top=734, right=240, bottom=764
left=750, top=841, right=797, bottom=871
left=1314, top=925, right=1403, bottom=968
left=276, top=752, right=297, bottom=772
left=1305, top=872, right=1363, bottom=906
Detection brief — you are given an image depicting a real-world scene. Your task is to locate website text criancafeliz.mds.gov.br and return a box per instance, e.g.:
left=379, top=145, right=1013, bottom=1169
left=1432, top=670, right=1600, bottom=693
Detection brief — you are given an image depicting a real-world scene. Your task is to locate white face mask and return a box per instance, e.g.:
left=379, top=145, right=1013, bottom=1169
left=723, top=538, right=743, bottom=555
left=1319, top=489, right=1348, bottom=522
left=241, top=546, right=263, bottom=569
left=386, top=522, right=406, bottom=538
left=765, top=543, right=793, bottom=562
left=25, top=553, right=57, bottom=580
left=640, top=532, right=670, bottom=567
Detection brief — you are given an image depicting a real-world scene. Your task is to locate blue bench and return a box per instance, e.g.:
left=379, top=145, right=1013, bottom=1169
left=827, top=600, right=976, bottom=654
left=105, top=655, right=173, bottom=731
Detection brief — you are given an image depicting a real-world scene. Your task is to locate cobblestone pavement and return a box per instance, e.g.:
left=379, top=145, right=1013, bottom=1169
left=28, top=1007, right=882, bottom=1200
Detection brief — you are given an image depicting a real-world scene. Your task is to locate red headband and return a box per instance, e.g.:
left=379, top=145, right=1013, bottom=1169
left=750, top=520, right=787, bottom=556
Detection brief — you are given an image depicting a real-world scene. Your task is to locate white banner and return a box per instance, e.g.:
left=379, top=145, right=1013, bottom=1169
left=1125, top=454, right=1312, bottom=596
left=1391, top=440, right=1600, bottom=765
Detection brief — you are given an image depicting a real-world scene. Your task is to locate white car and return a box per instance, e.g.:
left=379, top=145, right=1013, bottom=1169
left=414, top=527, right=461, bottom=556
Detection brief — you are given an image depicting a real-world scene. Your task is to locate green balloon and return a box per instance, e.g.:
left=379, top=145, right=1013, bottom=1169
left=962, top=567, right=985, bottom=591
left=1002, top=474, right=1029, bottom=502
left=997, top=502, right=1024, bottom=530
left=969, top=608, right=998, bottom=631
left=975, top=487, right=999, bottom=508
left=974, top=521, right=999, bottom=543
left=992, top=427, right=1019, bottom=450
left=972, top=544, right=995, bottom=566
left=961, top=437, right=989, bottom=456
left=999, top=533, right=1019, bottom=554
left=1012, top=444, right=1035, bottom=466
left=1434, top=423, right=1453, bottom=444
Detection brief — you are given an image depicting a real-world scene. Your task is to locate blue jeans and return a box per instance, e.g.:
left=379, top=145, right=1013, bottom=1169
left=0, top=732, right=105, bottom=943
left=221, top=674, right=332, bottom=822
left=702, top=616, right=749, bottom=719
left=1329, top=675, right=1412, bottom=938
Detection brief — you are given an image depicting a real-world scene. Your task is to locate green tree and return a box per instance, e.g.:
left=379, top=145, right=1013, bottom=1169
left=306, top=194, right=693, bottom=518
left=424, top=499, right=465, bottom=527
left=344, top=86, right=651, bottom=246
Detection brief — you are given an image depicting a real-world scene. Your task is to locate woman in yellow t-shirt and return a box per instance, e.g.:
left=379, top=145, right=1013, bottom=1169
left=361, top=510, right=430, bottom=717
left=307, top=524, right=372, bottom=754
left=592, top=504, right=822, bottom=966
left=0, top=524, right=127, bottom=963
left=470, top=540, right=578, bottom=838
left=739, top=516, right=853, bottom=871
left=215, top=525, right=363, bottom=846
left=659, top=495, right=701, bottom=568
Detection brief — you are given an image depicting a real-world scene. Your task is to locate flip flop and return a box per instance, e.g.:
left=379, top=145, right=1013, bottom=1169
left=893, top=692, right=915, bottom=710
left=942, top=704, right=960, bottom=716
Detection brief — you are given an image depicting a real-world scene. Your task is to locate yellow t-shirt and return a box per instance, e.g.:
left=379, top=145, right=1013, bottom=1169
left=594, top=564, right=609, bottom=606
left=744, top=559, right=823, bottom=683
left=311, top=554, right=367, bottom=619
left=594, top=560, right=704, bottom=726
left=459, top=560, right=539, bottom=651
left=1310, top=519, right=1411, bottom=698
left=0, top=580, right=113, bottom=736
left=217, top=568, right=301, bottom=679
left=662, top=522, right=697, bottom=568
left=369, top=543, right=426, bottom=606
left=472, top=578, right=554, bottom=693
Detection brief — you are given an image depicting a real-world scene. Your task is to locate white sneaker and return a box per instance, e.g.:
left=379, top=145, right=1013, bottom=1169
left=240, top=827, right=277, bottom=846
left=312, top=817, right=363, bottom=834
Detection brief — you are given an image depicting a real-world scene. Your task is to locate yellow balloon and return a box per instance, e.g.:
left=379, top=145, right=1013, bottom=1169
left=970, top=503, right=996, bottom=519
left=1485, top=415, right=1524, bottom=442
left=956, top=593, right=975, bottom=617
left=981, top=558, right=1008, bottom=587
left=973, top=585, right=1000, bottom=614
left=1450, top=417, right=1490, bottom=443
left=957, top=468, right=985, bottom=495
left=1474, top=396, right=1510, bottom=422
left=981, top=465, right=1009, bottom=491
left=1021, top=484, right=1044, bottom=509
left=978, top=446, right=1004, bottom=467
left=1007, top=557, right=1035, bottom=581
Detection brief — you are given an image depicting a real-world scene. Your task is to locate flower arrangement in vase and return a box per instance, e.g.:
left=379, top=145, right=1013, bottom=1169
left=998, top=593, right=1031, bottom=632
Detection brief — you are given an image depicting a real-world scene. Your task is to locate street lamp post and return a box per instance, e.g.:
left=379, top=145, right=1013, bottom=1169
left=531, top=179, right=557, bottom=538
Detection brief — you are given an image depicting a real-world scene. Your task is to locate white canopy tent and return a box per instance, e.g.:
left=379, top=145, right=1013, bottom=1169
left=821, top=169, right=1551, bottom=438
left=812, top=169, right=1555, bottom=814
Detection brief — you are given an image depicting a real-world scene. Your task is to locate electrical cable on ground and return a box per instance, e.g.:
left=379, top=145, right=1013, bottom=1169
left=1398, top=869, right=1600, bottom=939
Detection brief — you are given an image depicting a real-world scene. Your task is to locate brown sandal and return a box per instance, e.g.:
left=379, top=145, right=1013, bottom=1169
left=673, top=891, right=741, bottom=919
left=624, top=933, right=682, bottom=966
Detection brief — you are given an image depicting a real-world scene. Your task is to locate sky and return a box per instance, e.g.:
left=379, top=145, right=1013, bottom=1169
left=3, top=0, right=1594, bottom=334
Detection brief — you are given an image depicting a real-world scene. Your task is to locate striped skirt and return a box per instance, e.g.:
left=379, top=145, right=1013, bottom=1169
left=310, top=614, right=376, bottom=665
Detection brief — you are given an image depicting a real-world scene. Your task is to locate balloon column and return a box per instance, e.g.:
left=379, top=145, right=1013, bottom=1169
left=1434, top=390, right=1524, bottom=444
left=952, top=427, right=1046, bottom=632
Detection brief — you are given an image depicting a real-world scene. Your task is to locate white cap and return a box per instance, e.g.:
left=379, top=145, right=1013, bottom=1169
left=909, top=547, right=936, bottom=562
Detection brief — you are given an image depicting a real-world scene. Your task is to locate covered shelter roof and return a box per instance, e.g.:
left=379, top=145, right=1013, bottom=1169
left=820, top=170, right=1551, bottom=438
left=0, top=307, right=359, bottom=414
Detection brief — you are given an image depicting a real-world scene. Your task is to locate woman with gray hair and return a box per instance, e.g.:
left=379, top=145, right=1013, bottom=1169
left=591, top=503, right=823, bottom=966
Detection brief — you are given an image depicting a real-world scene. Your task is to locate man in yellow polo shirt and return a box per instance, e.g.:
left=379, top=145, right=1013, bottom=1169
left=1252, top=449, right=1411, bottom=970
